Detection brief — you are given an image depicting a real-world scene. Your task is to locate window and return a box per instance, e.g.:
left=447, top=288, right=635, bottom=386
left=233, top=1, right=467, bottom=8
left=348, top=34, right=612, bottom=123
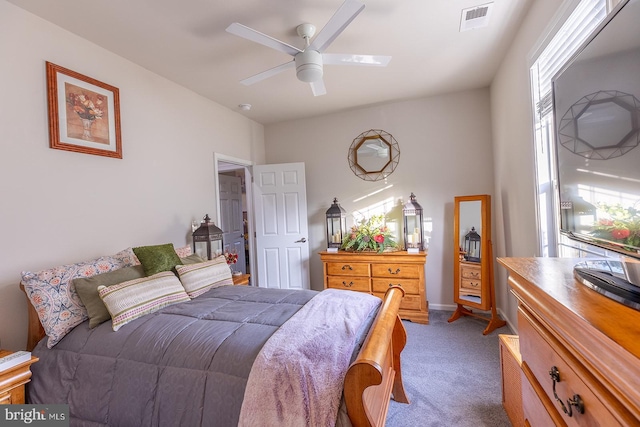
left=530, top=0, right=607, bottom=256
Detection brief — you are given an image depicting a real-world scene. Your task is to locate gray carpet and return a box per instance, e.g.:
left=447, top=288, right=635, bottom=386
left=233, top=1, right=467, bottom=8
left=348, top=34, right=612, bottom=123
left=386, top=310, right=514, bottom=427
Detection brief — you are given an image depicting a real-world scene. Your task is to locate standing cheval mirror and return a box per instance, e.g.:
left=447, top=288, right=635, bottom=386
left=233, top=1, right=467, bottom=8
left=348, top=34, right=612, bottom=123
left=448, top=194, right=506, bottom=335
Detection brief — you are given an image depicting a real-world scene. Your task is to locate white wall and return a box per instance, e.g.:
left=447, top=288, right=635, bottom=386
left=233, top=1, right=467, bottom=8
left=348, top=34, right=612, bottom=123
left=490, top=0, right=569, bottom=328
left=0, top=0, right=265, bottom=350
left=264, top=89, right=495, bottom=310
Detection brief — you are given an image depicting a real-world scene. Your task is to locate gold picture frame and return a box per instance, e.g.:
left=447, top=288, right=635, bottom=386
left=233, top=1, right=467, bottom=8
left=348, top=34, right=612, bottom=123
left=46, top=62, right=122, bottom=159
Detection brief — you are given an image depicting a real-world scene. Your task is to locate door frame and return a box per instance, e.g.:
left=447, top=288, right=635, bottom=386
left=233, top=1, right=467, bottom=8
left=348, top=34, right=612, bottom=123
left=213, top=152, right=255, bottom=281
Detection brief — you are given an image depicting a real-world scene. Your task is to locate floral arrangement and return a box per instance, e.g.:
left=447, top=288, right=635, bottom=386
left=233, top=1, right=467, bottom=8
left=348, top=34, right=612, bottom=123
left=67, top=92, right=104, bottom=121
left=591, top=202, right=640, bottom=249
left=341, top=214, right=398, bottom=253
left=224, top=250, right=238, bottom=265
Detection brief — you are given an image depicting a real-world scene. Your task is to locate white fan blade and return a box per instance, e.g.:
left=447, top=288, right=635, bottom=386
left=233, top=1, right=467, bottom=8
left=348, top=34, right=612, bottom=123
left=323, top=53, right=391, bottom=66
left=240, top=61, right=295, bottom=86
left=309, top=0, right=365, bottom=53
left=226, top=23, right=302, bottom=57
left=310, top=80, right=327, bottom=96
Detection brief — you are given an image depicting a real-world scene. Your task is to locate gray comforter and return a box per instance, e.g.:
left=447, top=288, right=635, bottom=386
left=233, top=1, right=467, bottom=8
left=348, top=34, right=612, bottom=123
left=29, top=285, right=323, bottom=426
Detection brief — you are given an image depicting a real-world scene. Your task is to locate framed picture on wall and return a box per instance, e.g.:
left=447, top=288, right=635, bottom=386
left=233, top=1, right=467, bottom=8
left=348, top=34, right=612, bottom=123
left=46, top=62, right=122, bottom=159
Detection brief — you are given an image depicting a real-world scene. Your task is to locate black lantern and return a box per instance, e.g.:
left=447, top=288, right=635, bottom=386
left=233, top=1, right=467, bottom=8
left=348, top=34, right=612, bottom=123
left=464, top=227, right=481, bottom=262
left=192, top=214, right=224, bottom=260
left=403, top=193, right=424, bottom=253
left=326, top=197, right=347, bottom=252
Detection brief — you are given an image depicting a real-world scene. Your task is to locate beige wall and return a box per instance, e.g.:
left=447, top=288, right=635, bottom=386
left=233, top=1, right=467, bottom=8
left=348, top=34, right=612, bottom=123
left=264, top=89, right=495, bottom=310
left=0, top=0, right=265, bottom=350
left=1, top=0, right=575, bottom=349
left=490, top=0, right=572, bottom=328
left=266, top=0, right=573, bottom=331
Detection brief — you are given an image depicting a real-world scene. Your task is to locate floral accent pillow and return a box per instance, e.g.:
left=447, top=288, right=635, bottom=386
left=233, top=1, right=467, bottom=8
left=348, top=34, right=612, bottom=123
left=174, top=245, right=193, bottom=258
left=21, top=248, right=138, bottom=348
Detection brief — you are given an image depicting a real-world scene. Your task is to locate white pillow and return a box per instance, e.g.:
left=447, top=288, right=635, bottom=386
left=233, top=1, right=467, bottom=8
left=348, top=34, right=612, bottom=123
left=175, top=257, right=233, bottom=298
left=98, top=271, right=190, bottom=331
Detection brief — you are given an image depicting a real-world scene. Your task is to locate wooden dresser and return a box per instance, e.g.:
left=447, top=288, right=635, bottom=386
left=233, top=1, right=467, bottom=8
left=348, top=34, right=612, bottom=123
left=498, top=257, right=640, bottom=426
left=320, top=251, right=428, bottom=324
left=0, top=350, right=38, bottom=405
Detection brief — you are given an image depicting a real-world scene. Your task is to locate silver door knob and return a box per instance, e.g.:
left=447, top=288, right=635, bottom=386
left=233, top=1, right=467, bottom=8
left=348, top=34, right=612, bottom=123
left=294, top=237, right=307, bottom=243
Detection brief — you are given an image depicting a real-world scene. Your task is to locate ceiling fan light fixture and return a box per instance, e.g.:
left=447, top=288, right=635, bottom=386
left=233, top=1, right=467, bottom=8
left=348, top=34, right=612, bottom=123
left=226, top=0, right=389, bottom=95
left=295, top=50, right=323, bottom=82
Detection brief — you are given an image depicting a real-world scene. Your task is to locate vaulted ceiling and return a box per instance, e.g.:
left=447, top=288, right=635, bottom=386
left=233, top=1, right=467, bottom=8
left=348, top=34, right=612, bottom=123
left=8, top=0, right=532, bottom=124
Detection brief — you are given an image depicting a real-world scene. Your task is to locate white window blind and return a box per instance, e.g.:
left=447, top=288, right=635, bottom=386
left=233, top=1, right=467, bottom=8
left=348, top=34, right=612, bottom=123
left=530, top=0, right=607, bottom=257
left=532, top=0, right=607, bottom=117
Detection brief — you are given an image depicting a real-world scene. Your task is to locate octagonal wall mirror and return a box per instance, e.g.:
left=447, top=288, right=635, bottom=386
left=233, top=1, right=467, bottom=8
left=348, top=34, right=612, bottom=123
left=558, top=90, right=640, bottom=160
left=355, top=136, right=391, bottom=173
left=348, top=129, right=400, bottom=181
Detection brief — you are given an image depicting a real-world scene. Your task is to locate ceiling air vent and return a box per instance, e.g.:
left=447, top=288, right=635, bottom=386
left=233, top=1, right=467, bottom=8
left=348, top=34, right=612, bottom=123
left=460, top=2, right=494, bottom=32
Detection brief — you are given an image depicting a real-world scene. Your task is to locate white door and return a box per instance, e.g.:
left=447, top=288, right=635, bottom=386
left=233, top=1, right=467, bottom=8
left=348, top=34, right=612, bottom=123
left=253, top=162, right=310, bottom=289
left=219, top=174, right=246, bottom=274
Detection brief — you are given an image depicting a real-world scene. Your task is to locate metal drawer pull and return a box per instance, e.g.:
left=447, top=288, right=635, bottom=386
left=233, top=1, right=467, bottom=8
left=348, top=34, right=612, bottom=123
left=388, top=283, right=402, bottom=287
left=469, top=272, right=479, bottom=278
left=342, top=281, right=354, bottom=287
left=549, top=366, right=584, bottom=417
left=388, top=268, right=401, bottom=274
left=341, top=265, right=353, bottom=270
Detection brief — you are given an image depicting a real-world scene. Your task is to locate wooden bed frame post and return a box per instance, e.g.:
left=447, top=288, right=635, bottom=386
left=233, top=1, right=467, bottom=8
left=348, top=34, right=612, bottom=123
left=344, top=286, right=409, bottom=427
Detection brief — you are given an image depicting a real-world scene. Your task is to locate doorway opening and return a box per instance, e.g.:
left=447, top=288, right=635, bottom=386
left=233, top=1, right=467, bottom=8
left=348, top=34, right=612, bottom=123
left=214, top=153, right=254, bottom=284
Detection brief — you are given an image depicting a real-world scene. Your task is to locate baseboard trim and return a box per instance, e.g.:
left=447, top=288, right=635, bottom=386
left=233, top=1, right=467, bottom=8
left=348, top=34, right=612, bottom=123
left=427, top=304, right=517, bottom=335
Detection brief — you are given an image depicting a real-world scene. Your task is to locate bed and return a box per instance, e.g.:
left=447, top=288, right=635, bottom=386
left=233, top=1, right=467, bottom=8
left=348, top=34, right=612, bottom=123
left=19, top=246, right=410, bottom=427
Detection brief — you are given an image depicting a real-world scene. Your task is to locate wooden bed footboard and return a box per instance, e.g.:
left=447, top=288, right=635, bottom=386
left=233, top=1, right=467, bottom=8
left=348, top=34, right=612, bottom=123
left=344, top=285, right=410, bottom=427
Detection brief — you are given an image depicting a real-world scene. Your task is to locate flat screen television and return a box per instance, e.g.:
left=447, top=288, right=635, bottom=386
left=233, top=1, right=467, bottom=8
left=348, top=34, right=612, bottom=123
left=552, top=0, right=640, bottom=259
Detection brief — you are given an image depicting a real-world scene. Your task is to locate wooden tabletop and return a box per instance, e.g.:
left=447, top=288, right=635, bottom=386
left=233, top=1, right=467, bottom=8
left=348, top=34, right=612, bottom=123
left=232, top=273, right=250, bottom=285
left=498, top=257, right=640, bottom=359
left=498, top=257, right=640, bottom=417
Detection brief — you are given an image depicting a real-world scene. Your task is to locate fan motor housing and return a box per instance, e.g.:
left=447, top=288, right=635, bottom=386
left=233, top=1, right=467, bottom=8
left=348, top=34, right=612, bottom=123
left=295, top=50, right=323, bottom=83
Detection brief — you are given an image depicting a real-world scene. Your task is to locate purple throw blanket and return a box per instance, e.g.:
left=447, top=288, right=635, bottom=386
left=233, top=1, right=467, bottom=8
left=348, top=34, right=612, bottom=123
left=238, top=289, right=381, bottom=427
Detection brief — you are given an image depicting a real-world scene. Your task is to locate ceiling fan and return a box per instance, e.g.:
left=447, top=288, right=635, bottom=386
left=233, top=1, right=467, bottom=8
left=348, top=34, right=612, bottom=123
left=225, top=0, right=391, bottom=96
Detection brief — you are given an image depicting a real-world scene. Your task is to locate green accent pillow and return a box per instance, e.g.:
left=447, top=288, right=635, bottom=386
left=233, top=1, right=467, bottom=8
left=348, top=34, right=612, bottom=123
left=74, top=265, right=146, bottom=328
left=133, top=243, right=182, bottom=276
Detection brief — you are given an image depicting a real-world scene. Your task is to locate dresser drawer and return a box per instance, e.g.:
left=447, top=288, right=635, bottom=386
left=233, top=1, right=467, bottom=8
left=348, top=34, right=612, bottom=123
left=460, top=279, right=481, bottom=296
left=372, top=278, right=420, bottom=295
left=460, top=265, right=481, bottom=280
left=326, top=262, right=370, bottom=277
left=372, top=263, right=420, bottom=279
left=326, top=276, right=370, bottom=292
left=321, top=251, right=428, bottom=324
left=373, top=292, right=422, bottom=311
left=518, top=308, right=620, bottom=427
left=521, top=367, right=557, bottom=427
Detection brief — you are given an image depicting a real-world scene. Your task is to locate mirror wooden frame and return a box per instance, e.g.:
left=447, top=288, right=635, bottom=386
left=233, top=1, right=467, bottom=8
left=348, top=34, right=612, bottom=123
left=448, top=194, right=506, bottom=335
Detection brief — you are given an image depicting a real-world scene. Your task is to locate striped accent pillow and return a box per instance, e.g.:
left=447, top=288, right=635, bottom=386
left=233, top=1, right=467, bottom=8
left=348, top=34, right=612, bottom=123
left=98, top=271, right=190, bottom=331
left=175, top=257, right=233, bottom=298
